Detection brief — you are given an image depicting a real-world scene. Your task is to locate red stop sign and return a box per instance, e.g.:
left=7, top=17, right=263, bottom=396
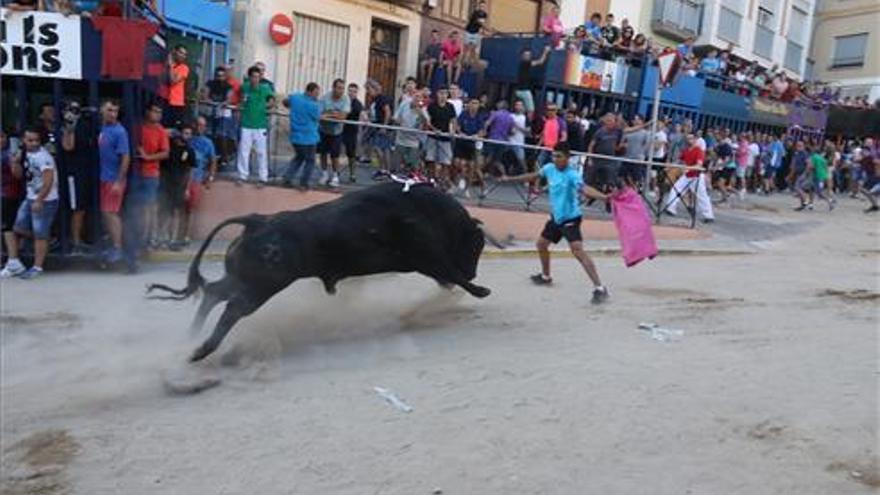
left=269, top=14, right=294, bottom=45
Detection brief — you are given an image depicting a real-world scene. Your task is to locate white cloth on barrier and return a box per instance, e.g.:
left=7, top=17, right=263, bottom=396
left=663, top=173, right=714, bottom=220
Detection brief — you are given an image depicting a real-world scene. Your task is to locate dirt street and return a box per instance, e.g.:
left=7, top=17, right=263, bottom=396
left=1, top=206, right=878, bottom=494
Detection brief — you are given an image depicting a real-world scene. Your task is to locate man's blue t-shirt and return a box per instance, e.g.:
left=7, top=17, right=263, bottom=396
left=288, top=93, right=320, bottom=146
left=98, top=123, right=130, bottom=182
left=457, top=111, right=486, bottom=136
left=540, top=163, right=583, bottom=224
left=769, top=140, right=785, bottom=169
left=189, top=135, right=216, bottom=182
left=700, top=57, right=720, bottom=73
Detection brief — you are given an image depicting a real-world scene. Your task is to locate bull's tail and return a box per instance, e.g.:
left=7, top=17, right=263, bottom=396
left=474, top=219, right=506, bottom=250
left=146, top=215, right=266, bottom=301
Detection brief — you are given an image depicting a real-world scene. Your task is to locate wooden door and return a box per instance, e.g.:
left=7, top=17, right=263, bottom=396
left=368, top=21, right=401, bottom=98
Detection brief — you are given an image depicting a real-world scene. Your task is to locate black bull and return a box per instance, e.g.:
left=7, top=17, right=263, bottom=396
left=148, top=183, right=501, bottom=362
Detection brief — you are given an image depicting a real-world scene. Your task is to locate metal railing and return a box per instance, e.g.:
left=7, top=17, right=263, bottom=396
left=201, top=101, right=705, bottom=227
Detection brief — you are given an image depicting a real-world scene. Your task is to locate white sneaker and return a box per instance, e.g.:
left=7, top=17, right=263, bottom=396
left=738, top=189, right=746, bottom=201
left=320, top=170, right=330, bottom=185
left=329, top=174, right=340, bottom=188
left=0, top=259, right=26, bottom=278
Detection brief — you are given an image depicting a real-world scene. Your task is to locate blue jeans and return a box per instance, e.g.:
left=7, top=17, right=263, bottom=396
left=13, top=199, right=59, bottom=240
left=286, top=144, right=317, bottom=186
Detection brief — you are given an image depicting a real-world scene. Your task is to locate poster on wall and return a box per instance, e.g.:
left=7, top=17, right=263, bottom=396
left=564, top=51, right=629, bottom=94
left=0, top=8, right=82, bottom=80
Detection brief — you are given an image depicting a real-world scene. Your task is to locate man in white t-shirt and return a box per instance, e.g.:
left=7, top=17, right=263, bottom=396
left=653, top=122, right=669, bottom=161
left=1, top=128, right=59, bottom=279
left=650, top=121, right=669, bottom=197
left=509, top=99, right=529, bottom=174
left=696, top=129, right=707, bottom=151
left=747, top=133, right=761, bottom=193
left=448, top=83, right=464, bottom=116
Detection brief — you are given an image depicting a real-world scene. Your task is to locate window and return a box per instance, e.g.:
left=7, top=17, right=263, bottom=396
left=787, top=7, right=807, bottom=45
left=718, top=7, right=742, bottom=43
left=831, top=33, right=868, bottom=68
left=442, top=0, right=472, bottom=21
left=784, top=39, right=803, bottom=73
left=757, top=7, right=774, bottom=28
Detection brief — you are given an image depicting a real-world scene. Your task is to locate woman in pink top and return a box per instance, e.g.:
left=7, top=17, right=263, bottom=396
left=541, top=3, right=564, bottom=49
left=441, top=31, right=463, bottom=86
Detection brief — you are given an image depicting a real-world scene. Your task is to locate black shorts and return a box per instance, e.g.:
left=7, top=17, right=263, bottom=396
left=160, top=180, right=187, bottom=211
left=454, top=140, right=477, bottom=161
left=2, top=197, right=22, bottom=232
left=318, top=133, right=342, bottom=158
left=541, top=217, right=583, bottom=244
left=343, top=133, right=358, bottom=159
left=66, top=172, right=93, bottom=212
left=718, top=168, right=735, bottom=181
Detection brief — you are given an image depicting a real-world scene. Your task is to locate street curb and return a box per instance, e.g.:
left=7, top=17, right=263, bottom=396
left=145, top=247, right=755, bottom=263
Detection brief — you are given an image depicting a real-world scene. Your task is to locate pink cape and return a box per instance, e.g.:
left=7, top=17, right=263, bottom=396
left=610, top=187, right=658, bottom=267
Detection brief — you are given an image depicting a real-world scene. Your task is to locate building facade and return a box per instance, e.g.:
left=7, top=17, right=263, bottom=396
left=808, top=0, right=880, bottom=102
left=638, top=0, right=816, bottom=79
left=229, top=0, right=422, bottom=98
left=418, top=0, right=551, bottom=58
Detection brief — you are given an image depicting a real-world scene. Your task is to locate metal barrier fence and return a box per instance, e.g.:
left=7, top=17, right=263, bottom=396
left=195, top=101, right=704, bottom=228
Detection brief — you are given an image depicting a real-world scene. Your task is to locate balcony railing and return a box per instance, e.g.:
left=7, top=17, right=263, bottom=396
left=784, top=40, right=803, bottom=73
left=651, top=0, right=704, bottom=41
left=753, top=24, right=774, bottom=59
left=717, top=7, right=742, bottom=44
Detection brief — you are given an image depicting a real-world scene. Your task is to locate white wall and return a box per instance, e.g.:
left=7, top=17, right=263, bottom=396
left=559, top=0, right=644, bottom=32
left=235, top=0, right=421, bottom=98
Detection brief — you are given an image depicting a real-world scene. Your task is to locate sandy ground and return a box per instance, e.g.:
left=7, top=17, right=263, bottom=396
left=1, top=202, right=878, bottom=495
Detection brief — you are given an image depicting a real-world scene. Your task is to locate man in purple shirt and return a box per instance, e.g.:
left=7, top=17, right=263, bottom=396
left=482, top=100, right=515, bottom=174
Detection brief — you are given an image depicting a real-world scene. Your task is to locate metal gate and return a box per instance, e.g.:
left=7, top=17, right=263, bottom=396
left=289, top=14, right=349, bottom=94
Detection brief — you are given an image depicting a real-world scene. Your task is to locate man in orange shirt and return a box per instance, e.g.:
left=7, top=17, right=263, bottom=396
left=166, top=45, right=190, bottom=129
left=134, top=103, right=170, bottom=247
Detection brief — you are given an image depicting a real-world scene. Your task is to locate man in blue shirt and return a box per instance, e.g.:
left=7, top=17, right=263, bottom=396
left=499, top=143, right=610, bottom=304
left=763, top=134, right=785, bottom=193
left=677, top=37, right=694, bottom=59
left=700, top=49, right=721, bottom=74
left=454, top=98, right=486, bottom=196
left=182, top=116, right=217, bottom=243
left=283, top=82, right=321, bottom=190
left=583, top=12, right=603, bottom=45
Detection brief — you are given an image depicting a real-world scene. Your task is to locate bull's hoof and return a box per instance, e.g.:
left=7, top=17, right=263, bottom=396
left=470, top=286, right=491, bottom=298
left=189, top=346, right=210, bottom=363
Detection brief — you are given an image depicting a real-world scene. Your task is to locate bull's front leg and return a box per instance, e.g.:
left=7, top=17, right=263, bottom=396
left=190, top=294, right=267, bottom=362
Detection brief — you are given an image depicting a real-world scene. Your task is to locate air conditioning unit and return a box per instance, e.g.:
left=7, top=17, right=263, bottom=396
left=427, top=0, right=438, bottom=8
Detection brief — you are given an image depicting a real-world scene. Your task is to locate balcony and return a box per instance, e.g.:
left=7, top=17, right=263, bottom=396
left=753, top=25, right=774, bottom=59
left=651, top=0, right=704, bottom=42
left=717, top=7, right=742, bottom=44
left=784, top=40, right=803, bottom=73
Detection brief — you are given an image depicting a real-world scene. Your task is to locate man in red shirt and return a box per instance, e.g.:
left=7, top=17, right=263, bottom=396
left=134, top=103, right=170, bottom=246
left=441, top=31, right=463, bottom=86
left=663, top=133, right=714, bottom=223
left=166, top=45, right=190, bottom=129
